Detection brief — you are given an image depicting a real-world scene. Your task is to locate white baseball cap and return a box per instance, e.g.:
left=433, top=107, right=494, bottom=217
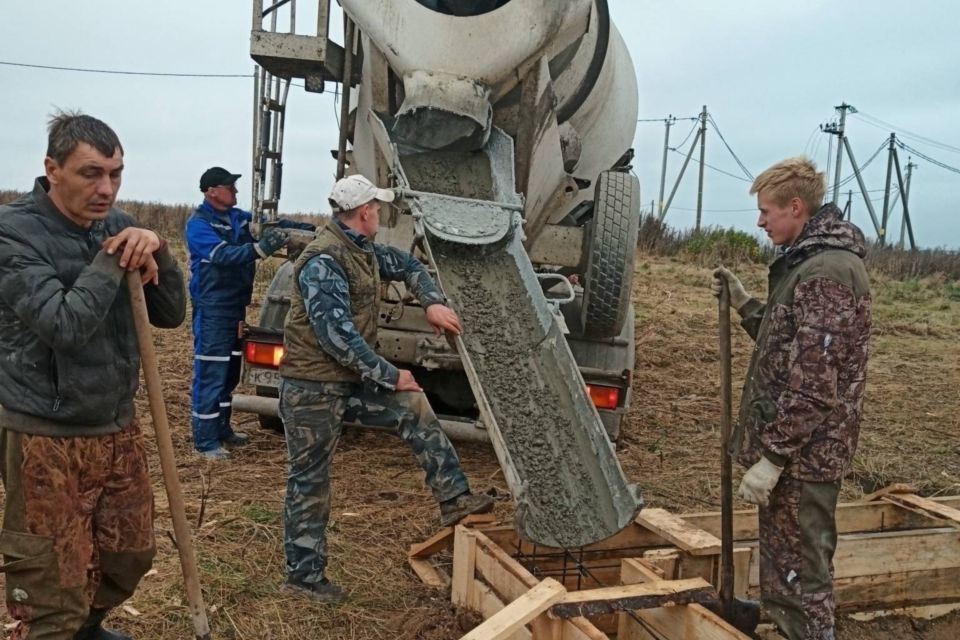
left=328, top=174, right=395, bottom=211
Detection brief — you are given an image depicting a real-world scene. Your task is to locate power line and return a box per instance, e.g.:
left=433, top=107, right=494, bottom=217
left=853, top=111, right=960, bottom=155
left=0, top=59, right=252, bottom=78
left=897, top=140, right=960, bottom=175
left=668, top=147, right=752, bottom=182
left=706, top=114, right=754, bottom=180
left=669, top=120, right=700, bottom=152
left=826, top=139, right=887, bottom=191
left=637, top=115, right=699, bottom=123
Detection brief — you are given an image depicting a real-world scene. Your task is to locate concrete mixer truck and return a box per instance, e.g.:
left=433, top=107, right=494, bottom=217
left=235, top=0, right=643, bottom=547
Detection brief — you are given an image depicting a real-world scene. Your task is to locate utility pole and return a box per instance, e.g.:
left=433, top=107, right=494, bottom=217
left=899, top=159, right=916, bottom=249
left=660, top=110, right=704, bottom=222
left=891, top=146, right=917, bottom=250
left=695, top=105, right=708, bottom=232
left=823, top=103, right=856, bottom=203
left=843, top=190, right=852, bottom=220
left=879, top=133, right=896, bottom=246
left=841, top=136, right=882, bottom=238
left=657, top=115, right=675, bottom=220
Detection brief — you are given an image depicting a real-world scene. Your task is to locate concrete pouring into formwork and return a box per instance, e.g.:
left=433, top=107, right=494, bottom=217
left=402, top=140, right=642, bottom=548
left=433, top=237, right=642, bottom=547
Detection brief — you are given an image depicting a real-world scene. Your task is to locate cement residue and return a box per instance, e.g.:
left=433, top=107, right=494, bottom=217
left=435, top=237, right=639, bottom=547
left=402, top=151, right=495, bottom=200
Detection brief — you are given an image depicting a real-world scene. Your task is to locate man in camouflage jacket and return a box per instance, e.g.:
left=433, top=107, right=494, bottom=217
left=278, top=174, right=494, bottom=603
left=0, top=113, right=186, bottom=639
left=713, top=157, right=871, bottom=640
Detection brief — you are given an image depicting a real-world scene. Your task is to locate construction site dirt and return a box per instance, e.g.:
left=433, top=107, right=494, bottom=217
left=0, top=234, right=956, bottom=639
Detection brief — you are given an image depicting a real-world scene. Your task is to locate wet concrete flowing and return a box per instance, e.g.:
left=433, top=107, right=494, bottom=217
left=433, top=235, right=642, bottom=547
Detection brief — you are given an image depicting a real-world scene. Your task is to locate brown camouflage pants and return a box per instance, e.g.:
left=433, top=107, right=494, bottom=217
left=758, top=475, right=840, bottom=640
left=0, top=423, right=156, bottom=639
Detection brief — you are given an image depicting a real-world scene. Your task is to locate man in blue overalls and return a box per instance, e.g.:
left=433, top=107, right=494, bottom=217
left=186, top=166, right=314, bottom=460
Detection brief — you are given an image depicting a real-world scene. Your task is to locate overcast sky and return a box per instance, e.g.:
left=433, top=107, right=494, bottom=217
left=2, top=1, right=959, bottom=248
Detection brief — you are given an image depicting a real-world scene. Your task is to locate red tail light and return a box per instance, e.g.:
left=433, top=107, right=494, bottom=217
left=586, top=384, right=620, bottom=410
left=245, top=341, right=284, bottom=368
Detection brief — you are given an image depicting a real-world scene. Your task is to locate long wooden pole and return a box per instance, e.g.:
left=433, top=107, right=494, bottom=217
left=126, top=273, right=212, bottom=640
left=718, top=280, right=734, bottom=617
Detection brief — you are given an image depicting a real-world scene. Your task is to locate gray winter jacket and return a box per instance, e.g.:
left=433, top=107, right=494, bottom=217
left=0, top=178, right=186, bottom=436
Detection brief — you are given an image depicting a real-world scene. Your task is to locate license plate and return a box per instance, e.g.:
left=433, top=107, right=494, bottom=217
left=246, top=367, right=281, bottom=388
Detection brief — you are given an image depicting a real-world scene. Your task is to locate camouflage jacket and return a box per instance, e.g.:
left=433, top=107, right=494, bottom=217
left=281, top=219, right=444, bottom=389
left=731, top=203, right=872, bottom=482
left=0, top=178, right=186, bottom=435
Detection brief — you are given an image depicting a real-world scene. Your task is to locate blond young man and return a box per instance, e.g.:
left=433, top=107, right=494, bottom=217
left=713, top=157, right=872, bottom=639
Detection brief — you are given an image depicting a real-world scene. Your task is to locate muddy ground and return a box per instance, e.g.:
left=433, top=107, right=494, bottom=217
left=1, top=251, right=958, bottom=639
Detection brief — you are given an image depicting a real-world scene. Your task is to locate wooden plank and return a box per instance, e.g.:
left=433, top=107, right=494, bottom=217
left=408, top=525, right=455, bottom=558
left=479, top=497, right=960, bottom=556
left=835, top=566, right=960, bottom=612
left=882, top=493, right=960, bottom=527
left=469, top=580, right=532, bottom=640
left=476, top=541, right=539, bottom=603
left=621, top=558, right=663, bottom=584
left=619, top=560, right=751, bottom=640
left=732, top=547, right=751, bottom=598
left=680, top=496, right=960, bottom=541
left=861, top=483, right=916, bottom=502
left=747, top=527, right=960, bottom=586
left=452, top=526, right=478, bottom=607
left=551, top=578, right=717, bottom=619
left=642, top=550, right=679, bottom=580
left=461, top=578, right=567, bottom=640
left=408, top=557, right=448, bottom=588
left=618, top=603, right=752, bottom=640
left=635, top=508, right=722, bottom=556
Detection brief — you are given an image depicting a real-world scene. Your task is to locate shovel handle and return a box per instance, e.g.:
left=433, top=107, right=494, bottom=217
left=718, top=280, right=735, bottom=612
left=127, top=273, right=212, bottom=639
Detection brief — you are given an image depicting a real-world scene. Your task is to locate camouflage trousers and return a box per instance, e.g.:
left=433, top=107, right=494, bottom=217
left=279, top=378, right=470, bottom=586
left=759, top=475, right=841, bottom=640
left=0, top=422, right=156, bottom=640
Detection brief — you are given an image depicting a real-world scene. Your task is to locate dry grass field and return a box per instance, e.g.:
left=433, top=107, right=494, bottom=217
left=0, top=193, right=958, bottom=638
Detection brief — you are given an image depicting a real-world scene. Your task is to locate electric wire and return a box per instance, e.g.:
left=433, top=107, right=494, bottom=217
left=0, top=59, right=252, bottom=78
left=707, top=114, right=754, bottom=180
left=896, top=140, right=960, bottom=176
left=668, top=147, right=752, bottom=182
left=854, top=111, right=960, bottom=155
left=669, top=119, right=700, bottom=152
left=825, top=139, right=887, bottom=192
left=637, top=115, right=699, bottom=123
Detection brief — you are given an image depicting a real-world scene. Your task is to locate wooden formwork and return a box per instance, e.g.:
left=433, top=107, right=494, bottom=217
left=408, top=487, right=960, bottom=639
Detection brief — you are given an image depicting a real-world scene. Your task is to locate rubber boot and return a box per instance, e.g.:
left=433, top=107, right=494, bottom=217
left=73, top=608, right=133, bottom=640
left=440, top=492, right=495, bottom=527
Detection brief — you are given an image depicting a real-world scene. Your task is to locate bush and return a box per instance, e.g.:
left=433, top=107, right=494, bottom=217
left=682, top=227, right=769, bottom=266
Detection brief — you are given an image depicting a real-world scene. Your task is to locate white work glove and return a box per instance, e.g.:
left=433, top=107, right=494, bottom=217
left=737, top=457, right=784, bottom=508
left=712, top=267, right=751, bottom=311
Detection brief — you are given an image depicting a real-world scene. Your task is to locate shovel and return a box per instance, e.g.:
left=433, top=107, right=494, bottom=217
left=127, top=272, right=212, bottom=640
left=715, top=278, right=761, bottom=634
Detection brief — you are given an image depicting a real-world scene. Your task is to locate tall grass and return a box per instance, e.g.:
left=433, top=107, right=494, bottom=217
left=636, top=213, right=960, bottom=280
left=0, top=190, right=323, bottom=241
left=4, top=190, right=958, bottom=281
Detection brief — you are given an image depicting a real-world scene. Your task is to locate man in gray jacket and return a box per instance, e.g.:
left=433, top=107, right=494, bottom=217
left=0, top=112, right=186, bottom=640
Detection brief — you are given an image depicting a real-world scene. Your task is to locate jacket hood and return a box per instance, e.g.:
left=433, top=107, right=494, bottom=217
left=788, top=202, right=866, bottom=262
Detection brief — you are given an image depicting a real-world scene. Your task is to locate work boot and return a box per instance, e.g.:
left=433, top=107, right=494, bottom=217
left=440, top=492, right=495, bottom=527
left=197, top=446, right=230, bottom=461
left=281, top=577, right=347, bottom=604
left=74, top=608, right=132, bottom=640
left=222, top=431, right=251, bottom=447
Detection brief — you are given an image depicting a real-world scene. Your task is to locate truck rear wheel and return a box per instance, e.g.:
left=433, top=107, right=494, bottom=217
left=580, top=171, right=640, bottom=338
